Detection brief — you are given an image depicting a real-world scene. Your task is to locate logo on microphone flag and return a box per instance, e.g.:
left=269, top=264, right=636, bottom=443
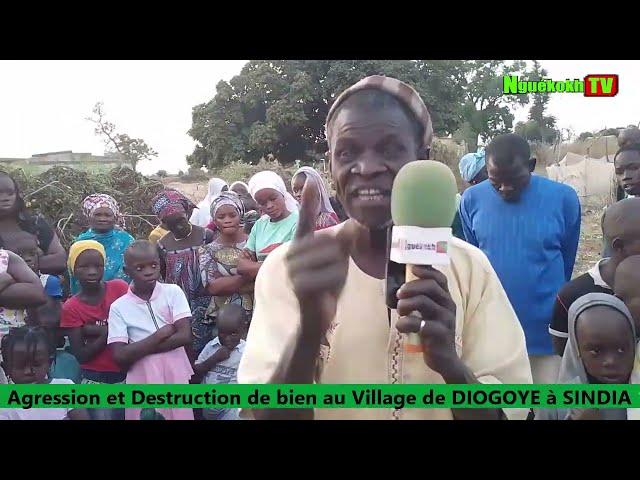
left=436, top=241, right=448, bottom=254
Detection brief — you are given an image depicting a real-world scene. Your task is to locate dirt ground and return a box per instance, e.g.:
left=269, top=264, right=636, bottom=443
left=164, top=177, right=604, bottom=279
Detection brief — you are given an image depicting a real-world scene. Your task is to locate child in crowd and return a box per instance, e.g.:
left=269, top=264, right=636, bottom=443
left=0, top=326, right=89, bottom=420
left=61, top=240, right=128, bottom=420
left=193, top=304, right=246, bottom=420
left=538, top=293, right=638, bottom=420
left=107, top=240, right=194, bottom=420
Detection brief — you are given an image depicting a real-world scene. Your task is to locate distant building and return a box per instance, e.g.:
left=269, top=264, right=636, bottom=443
left=0, top=150, right=132, bottom=171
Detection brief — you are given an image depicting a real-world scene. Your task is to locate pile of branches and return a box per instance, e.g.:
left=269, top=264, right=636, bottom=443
left=5, top=166, right=164, bottom=249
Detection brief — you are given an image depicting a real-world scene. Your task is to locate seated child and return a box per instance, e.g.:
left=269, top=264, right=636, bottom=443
left=107, top=240, right=194, bottom=421
left=537, top=293, right=638, bottom=420
left=0, top=326, right=89, bottom=420
left=193, top=303, right=246, bottom=420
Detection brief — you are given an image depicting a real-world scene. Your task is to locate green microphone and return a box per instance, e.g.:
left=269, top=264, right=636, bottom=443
left=390, top=160, right=458, bottom=353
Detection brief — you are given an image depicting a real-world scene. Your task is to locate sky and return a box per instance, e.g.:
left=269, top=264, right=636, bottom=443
left=1, top=60, right=638, bottom=175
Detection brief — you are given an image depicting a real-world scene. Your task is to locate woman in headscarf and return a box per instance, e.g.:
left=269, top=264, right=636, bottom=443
left=230, top=181, right=260, bottom=233
left=0, top=171, right=67, bottom=275
left=453, top=150, right=487, bottom=241
left=537, top=293, right=640, bottom=420
left=458, top=149, right=488, bottom=187
left=237, top=171, right=299, bottom=281
left=199, top=192, right=253, bottom=331
left=190, top=178, right=229, bottom=228
left=291, top=166, right=340, bottom=230
left=153, top=189, right=215, bottom=357
left=70, top=194, right=135, bottom=295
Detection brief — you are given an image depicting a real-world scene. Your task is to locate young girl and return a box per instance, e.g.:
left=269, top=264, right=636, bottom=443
left=0, top=326, right=89, bottom=420
left=199, top=192, right=253, bottom=332
left=291, top=167, right=339, bottom=230
left=61, top=240, right=128, bottom=420
left=153, top=189, right=214, bottom=357
left=107, top=240, right=194, bottom=421
left=237, top=171, right=298, bottom=280
left=70, top=194, right=135, bottom=294
left=537, top=293, right=639, bottom=420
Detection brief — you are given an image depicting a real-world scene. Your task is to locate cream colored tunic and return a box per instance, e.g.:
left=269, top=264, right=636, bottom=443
left=238, top=223, right=533, bottom=419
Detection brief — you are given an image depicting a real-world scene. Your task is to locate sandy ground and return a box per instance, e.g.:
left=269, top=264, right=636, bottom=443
left=164, top=178, right=604, bottom=279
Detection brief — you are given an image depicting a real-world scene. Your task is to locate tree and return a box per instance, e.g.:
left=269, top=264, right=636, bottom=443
left=455, top=60, right=531, bottom=151
left=86, top=102, right=158, bottom=172
left=188, top=60, right=469, bottom=169
left=579, top=131, right=594, bottom=141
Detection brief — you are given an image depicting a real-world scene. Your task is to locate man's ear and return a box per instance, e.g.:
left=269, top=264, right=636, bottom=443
left=528, top=157, right=537, bottom=173
left=612, top=237, right=624, bottom=253
left=326, top=150, right=333, bottom=176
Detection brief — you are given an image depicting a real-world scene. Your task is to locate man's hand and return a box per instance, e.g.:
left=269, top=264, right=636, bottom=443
left=286, top=176, right=355, bottom=341
left=213, top=346, right=232, bottom=362
left=395, top=265, right=459, bottom=377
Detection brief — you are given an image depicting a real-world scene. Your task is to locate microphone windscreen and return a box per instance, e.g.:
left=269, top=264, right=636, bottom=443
left=391, top=160, right=458, bottom=228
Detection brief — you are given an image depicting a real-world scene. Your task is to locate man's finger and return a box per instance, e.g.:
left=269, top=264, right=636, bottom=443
left=410, top=265, right=450, bottom=292
left=294, top=176, right=321, bottom=241
left=397, top=280, right=456, bottom=311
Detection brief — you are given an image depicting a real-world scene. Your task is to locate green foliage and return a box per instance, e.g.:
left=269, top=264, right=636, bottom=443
left=579, top=131, right=594, bottom=141
left=188, top=60, right=474, bottom=168
left=156, top=170, right=168, bottom=178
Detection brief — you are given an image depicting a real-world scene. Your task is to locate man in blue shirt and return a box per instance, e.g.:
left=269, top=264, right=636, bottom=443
left=459, top=133, right=581, bottom=383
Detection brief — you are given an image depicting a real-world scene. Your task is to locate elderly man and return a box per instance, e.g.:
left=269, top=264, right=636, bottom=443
left=238, top=76, right=532, bottom=420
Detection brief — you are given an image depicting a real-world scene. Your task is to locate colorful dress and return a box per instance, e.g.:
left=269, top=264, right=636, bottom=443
left=199, top=238, right=253, bottom=325
left=158, top=229, right=213, bottom=356
left=70, top=228, right=135, bottom=294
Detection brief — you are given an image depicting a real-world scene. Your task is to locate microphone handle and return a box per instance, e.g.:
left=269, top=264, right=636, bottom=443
left=404, top=264, right=424, bottom=353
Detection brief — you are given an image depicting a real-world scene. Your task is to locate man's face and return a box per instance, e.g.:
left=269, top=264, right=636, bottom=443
left=615, top=151, right=640, bottom=197
left=486, top=156, right=532, bottom=202
left=329, top=103, right=419, bottom=228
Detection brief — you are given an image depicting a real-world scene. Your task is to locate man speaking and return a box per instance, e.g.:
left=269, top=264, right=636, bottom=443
left=238, top=76, right=532, bottom=420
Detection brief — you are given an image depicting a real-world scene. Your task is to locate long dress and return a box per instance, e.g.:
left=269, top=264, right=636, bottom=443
left=199, top=238, right=253, bottom=326
left=70, top=228, right=135, bottom=294
left=158, top=230, right=213, bottom=356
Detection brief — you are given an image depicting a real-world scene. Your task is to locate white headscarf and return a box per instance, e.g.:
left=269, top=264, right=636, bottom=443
left=538, top=293, right=640, bottom=420
left=248, top=171, right=299, bottom=213
left=190, top=177, right=228, bottom=227
left=292, top=166, right=336, bottom=215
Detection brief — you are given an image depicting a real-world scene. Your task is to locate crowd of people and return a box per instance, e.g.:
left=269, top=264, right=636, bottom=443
left=1, top=74, right=639, bottom=420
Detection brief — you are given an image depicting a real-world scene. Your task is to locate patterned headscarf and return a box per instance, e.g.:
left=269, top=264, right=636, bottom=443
left=151, top=189, right=196, bottom=222
left=82, top=194, right=124, bottom=227
left=210, top=191, right=245, bottom=219
left=325, top=75, right=433, bottom=151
